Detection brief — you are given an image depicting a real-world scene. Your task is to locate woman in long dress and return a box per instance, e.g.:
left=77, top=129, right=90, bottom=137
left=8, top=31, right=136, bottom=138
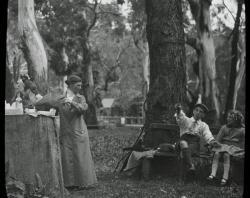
left=36, top=75, right=97, bottom=190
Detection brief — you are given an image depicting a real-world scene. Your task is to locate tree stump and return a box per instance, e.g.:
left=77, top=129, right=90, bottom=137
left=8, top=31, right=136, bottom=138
left=5, top=115, right=65, bottom=197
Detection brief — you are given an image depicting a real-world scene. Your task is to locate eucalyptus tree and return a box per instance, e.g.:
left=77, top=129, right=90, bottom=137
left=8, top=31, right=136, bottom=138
left=143, top=0, right=187, bottom=145
left=18, top=0, right=48, bottom=94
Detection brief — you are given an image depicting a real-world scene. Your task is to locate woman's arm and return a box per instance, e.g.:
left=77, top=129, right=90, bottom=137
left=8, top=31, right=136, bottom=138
left=35, top=93, right=62, bottom=110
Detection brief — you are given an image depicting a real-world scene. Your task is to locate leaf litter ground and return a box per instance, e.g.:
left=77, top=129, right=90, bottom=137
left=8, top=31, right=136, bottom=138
left=69, top=127, right=243, bottom=198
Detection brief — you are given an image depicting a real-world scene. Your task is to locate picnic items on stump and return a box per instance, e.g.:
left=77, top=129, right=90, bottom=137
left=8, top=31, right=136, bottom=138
left=5, top=96, right=24, bottom=115
left=5, top=115, right=65, bottom=198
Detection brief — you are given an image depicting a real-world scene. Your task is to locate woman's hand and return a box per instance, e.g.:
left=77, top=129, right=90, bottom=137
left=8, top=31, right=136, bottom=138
left=63, top=98, right=72, bottom=104
left=62, top=98, right=72, bottom=109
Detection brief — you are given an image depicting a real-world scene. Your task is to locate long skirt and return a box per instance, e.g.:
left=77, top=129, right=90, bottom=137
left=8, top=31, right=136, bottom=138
left=60, top=132, right=97, bottom=187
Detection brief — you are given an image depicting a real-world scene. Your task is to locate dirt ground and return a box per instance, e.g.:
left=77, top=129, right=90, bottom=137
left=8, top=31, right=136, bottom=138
left=68, top=127, right=244, bottom=198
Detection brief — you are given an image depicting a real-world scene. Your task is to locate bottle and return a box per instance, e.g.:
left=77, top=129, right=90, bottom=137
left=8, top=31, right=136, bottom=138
left=15, top=93, right=23, bottom=114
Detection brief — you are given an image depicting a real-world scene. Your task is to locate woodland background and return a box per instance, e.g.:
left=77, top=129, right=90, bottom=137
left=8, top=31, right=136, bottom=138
left=6, top=0, right=245, bottom=126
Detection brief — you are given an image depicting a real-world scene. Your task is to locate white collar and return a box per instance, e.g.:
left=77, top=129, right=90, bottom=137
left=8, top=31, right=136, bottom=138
left=66, top=88, right=75, bottom=97
left=191, top=117, right=201, bottom=124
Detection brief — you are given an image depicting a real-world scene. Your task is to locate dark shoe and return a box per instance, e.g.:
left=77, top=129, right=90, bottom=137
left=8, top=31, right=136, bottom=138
left=188, top=164, right=195, bottom=171
left=220, top=178, right=228, bottom=186
left=207, top=175, right=215, bottom=181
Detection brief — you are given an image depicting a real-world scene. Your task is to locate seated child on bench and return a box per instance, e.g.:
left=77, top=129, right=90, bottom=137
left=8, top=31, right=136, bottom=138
left=207, top=110, right=245, bottom=186
left=174, top=103, right=220, bottom=172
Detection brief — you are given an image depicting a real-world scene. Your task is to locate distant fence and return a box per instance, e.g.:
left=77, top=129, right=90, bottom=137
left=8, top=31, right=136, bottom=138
left=98, top=116, right=144, bottom=127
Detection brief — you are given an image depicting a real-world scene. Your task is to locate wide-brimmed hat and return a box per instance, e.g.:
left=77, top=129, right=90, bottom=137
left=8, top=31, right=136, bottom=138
left=65, top=75, right=82, bottom=85
left=194, top=103, right=209, bottom=113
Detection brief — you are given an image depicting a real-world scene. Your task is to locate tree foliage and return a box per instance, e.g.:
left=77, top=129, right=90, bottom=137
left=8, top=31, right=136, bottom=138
left=6, top=0, right=245, bottom=122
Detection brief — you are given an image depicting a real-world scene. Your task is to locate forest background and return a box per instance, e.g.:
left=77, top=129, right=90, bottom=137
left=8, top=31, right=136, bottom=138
left=6, top=0, right=245, bottom=126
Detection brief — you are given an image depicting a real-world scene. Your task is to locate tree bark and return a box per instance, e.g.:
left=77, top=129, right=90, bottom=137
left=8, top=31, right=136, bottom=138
left=233, top=33, right=245, bottom=109
left=187, top=0, right=220, bottom=121
left=18, top=0, right=48, bottom=94
left=224, top=0, right=243, bottom=118
left=5, top=65, right=15, bottom=104
left=84, top=60, right=98, bottom=126
left=142, top=42, right=150, bottom=94
left=144, top=0, right=186, bottom=146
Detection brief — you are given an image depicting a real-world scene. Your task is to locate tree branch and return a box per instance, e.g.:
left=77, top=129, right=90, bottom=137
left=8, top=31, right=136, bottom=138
left=223, top=0, right=236, bottom=21
left=187, top=0, right=199, bottom=20
left=98, top=7, right=121, bottom=17
left=132, top=33, right=145, bottom=54
left=87, top=0, right=99, bottom=38
left=103, top=40, right=131, bottom=91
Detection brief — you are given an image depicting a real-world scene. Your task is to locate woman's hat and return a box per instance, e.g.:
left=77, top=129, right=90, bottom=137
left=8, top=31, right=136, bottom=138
left=194, top=103, right=209, bottom=113
left=65, top=75, right=82, bottom=85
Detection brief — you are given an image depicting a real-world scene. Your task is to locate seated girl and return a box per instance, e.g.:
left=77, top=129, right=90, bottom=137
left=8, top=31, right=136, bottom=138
left=207, top=110, right=245, bottom=186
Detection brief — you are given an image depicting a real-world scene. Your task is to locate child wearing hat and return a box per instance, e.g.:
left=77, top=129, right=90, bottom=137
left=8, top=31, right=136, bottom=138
left=207, top=110, right=245, bottom=186
left=174, top=103, right=220, bottom=172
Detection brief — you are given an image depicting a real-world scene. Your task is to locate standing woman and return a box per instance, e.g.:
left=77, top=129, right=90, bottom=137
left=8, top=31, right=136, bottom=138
left=36, top=75, right=97, bottom=190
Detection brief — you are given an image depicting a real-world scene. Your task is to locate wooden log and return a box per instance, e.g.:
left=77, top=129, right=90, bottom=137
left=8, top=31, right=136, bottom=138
left=5, top=115, right=65, bottom=197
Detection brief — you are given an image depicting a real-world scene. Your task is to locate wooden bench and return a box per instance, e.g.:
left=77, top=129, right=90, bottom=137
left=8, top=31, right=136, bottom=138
left=140, top=123, right=221, bottom=181
left=120, top=123, right=244, bottom=184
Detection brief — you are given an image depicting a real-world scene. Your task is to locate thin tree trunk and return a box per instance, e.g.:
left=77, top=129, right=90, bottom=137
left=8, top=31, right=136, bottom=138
left=5, top=65, right=15, bottom=104
left=18, top=0, right=48, bottom=94
left=144, top=0, right=186, bottom=146
left=187, top=0, right=220, bottom=121
left=142, top=42, right=150, bottom=121
left=143, top=42, right=150, bottom=93
left=224, top=0, right=243, bottom=117
left=232, top=33, right=245, bottom=109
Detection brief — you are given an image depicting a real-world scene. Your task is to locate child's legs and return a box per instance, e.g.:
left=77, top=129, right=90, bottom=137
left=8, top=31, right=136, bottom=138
left=179, top=140, right=193, bottom=168
left=222, top=153, right=230, bottom=180
left=211, top=152, right=220, bottom=176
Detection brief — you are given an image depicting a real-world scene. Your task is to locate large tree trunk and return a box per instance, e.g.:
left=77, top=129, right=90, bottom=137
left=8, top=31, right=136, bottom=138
left=224, top=0, right=243, bottom=118
left=144, top=0, right=186, bottom=146
left=187, top=0, right=220, bottom=122
left=18, top=0, right=48, bottom=94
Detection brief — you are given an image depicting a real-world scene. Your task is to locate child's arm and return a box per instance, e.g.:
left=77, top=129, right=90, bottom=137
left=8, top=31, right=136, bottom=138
left=174, top=103, right=189, bottom=126
left=215, top=125, right=226, bottom=143
left=201, top=124, right=215, bottom=144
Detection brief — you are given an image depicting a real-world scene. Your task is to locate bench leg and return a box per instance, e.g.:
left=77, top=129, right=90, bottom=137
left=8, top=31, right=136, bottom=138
left=179, top=157, right=186, bottom=182
left=141, top=158, right=151, bottom=181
